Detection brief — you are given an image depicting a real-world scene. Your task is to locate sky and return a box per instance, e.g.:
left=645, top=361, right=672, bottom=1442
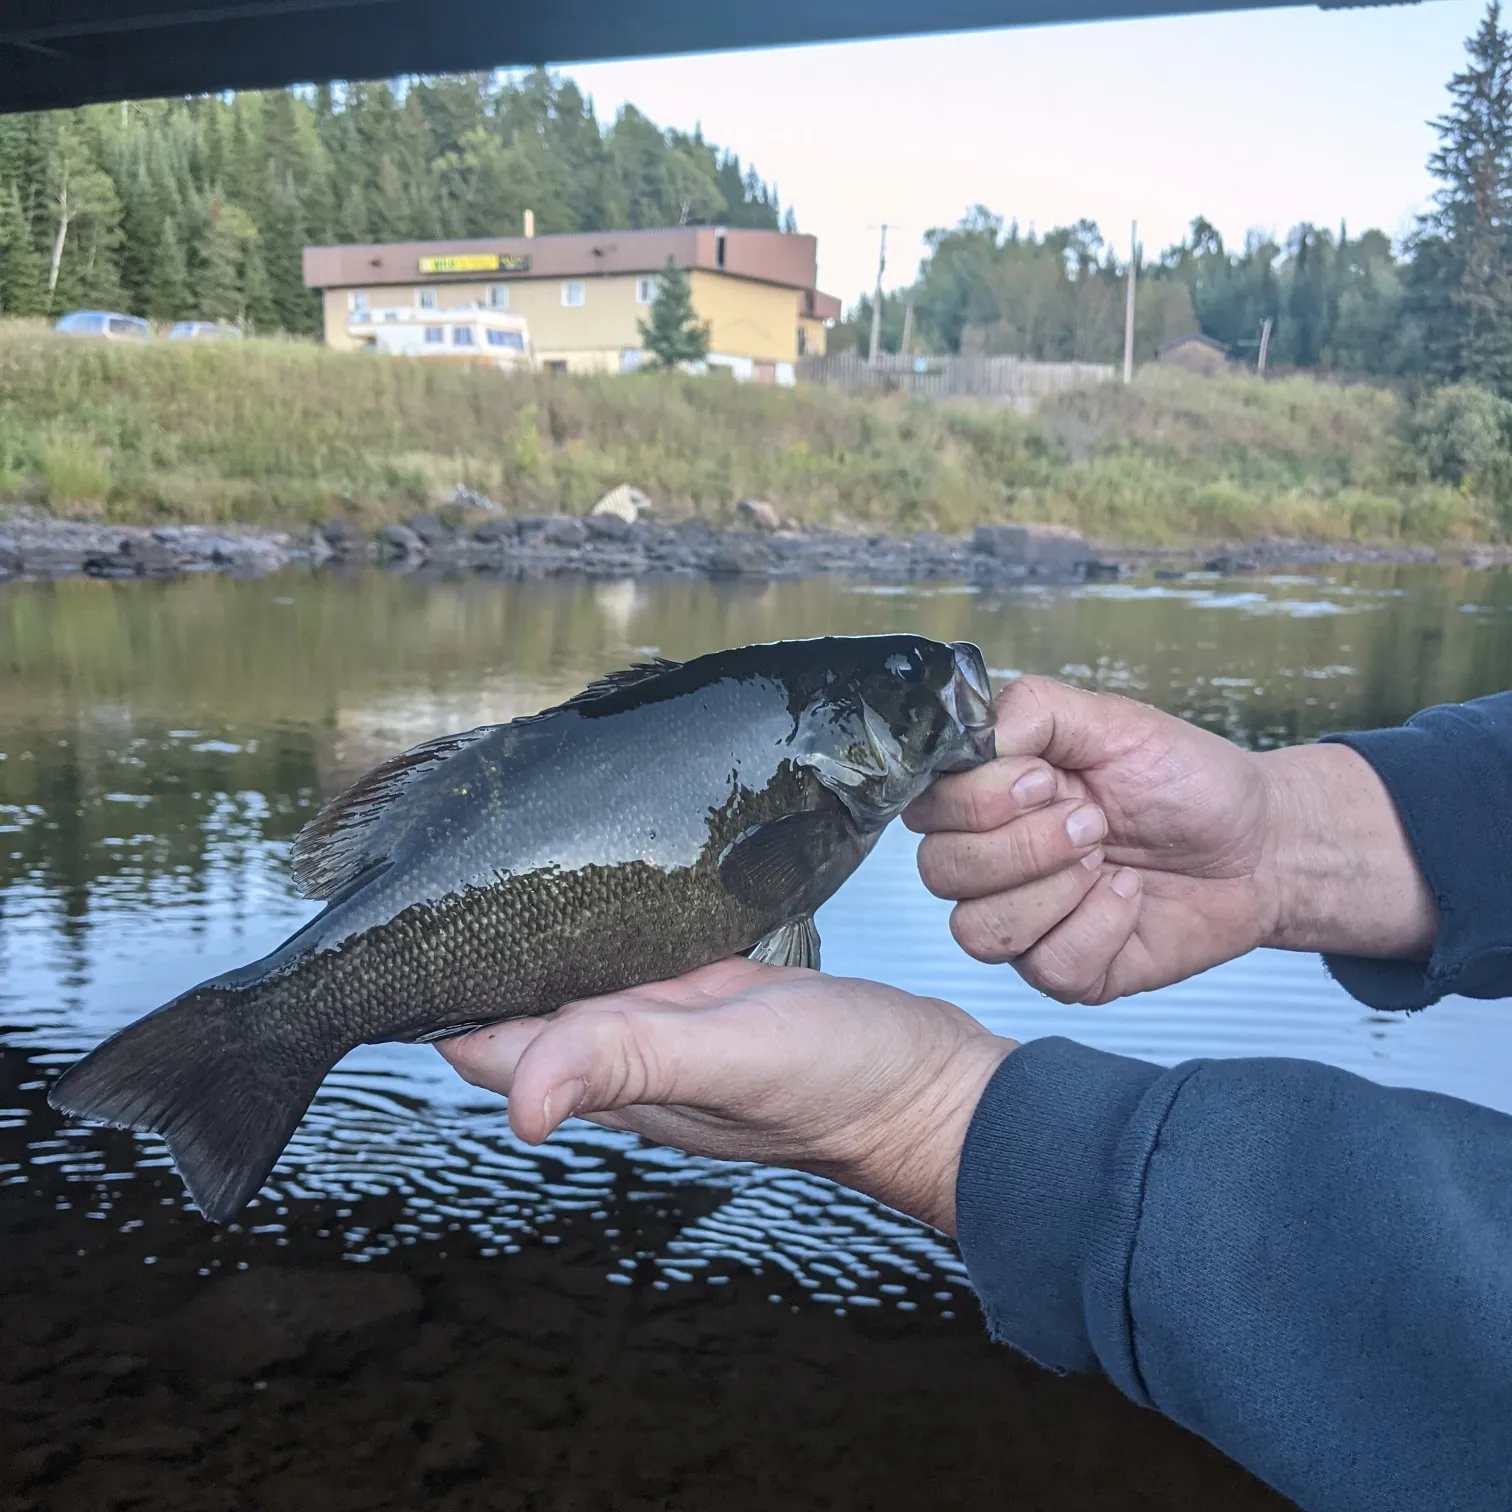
left=560, top=0, right=1485, bottom=307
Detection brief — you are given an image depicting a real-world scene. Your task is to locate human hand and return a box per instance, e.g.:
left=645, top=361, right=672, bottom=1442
left=904, top=676, right=1437, bottom=1004
left=438, top=957, right=1015, bottom=1237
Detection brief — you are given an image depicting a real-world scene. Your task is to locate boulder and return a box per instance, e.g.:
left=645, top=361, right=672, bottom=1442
left=540, top=515, right=588, bottom=548
left=473, top=517, right=519, bottom=543
left=448, top=483, right=499, bottom=513
left=736, top=498, right=781, bottom=532
left=971, top=522, right=1102, bottom=575
left=407, top=512, right=452, bottom=546
left=379, top=523, right=426, bottom=559
left=84, top=535, right=181, bottom=579
left=320, top=517, right=365, bottom=552
left=707, top=536, right=773, bottom=576
left=585, top=512, right=632, bottom=541
left=590, top=484, right=653, bottom=523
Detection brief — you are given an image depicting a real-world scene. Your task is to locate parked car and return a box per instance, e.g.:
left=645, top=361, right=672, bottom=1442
left=54, top=311, right=152, bottom=340
left=168, top=321, right=242, bottom=341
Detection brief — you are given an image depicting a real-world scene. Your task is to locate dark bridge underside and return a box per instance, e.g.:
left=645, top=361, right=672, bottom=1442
left=2, top=0, right=1425, bottom=115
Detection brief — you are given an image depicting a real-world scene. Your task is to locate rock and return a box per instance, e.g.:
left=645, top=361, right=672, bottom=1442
left=707, top=536, right=773, bottom=576
left=1202, top=553, right=1258, bottom=574
left=407, top=512, right=452, bottom=546
left=0, top=547, right=17, bottom=577
left=736, top=498, right=781, bottom=532
left=585, top=512, right=632, bottom=541
left=320, top=517, right=365, bottom=552
left=379, top=523, right=426, bottom=559
left=164, top=1268, right=423, bottom=1379
left=970, top=522, right=1109, bottom=577
left=473, top=517, right=519, bottom=543
left=540, top=515, right=587, bottom=548
left=306, top=531, right=335, bottom=565
left=1464, top=551, right=1496, bottom=570
left=84, top=535, right=181, bottom=579
left=448, top=483, right=499, bottom=513
left=212, top=540, right=289, bottom=577
left=590, top=484, right=652, bottom=523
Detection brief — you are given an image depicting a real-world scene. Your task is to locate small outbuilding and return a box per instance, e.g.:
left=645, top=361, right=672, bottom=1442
left=1155, top=332, right=1229, bottom=376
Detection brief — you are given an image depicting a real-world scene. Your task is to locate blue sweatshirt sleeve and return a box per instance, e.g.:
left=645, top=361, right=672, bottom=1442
left=956, top=1037, right=1512, bottom=1512
left=1320, top=691, right=1512, bottom=1010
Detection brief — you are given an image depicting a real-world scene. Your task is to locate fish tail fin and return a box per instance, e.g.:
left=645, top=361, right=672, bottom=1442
left=48, top=980, right=340, bottom=1224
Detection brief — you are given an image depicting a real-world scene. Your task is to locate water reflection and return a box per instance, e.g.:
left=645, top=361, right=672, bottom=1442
left=3, top=564, right=1510, bottom=1305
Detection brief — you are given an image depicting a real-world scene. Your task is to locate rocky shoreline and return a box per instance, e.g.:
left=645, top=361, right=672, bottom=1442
left=0, top=510, right=1506, bottom=588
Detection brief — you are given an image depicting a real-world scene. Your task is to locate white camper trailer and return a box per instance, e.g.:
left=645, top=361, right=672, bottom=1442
left=348, top=305, right=535, bottom=372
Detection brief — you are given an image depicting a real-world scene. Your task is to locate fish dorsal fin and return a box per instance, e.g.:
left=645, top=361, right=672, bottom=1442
left=290, top=726, right=495, bottom=899
left=552, top=657, right=684, bottom=714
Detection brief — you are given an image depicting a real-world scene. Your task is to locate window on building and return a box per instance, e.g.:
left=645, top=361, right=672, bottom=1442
left=635, top=276, right=660, bottom=305
left=798, top=326, right=808, bottom=357
left=544, top=359, right=568, bottom=373
left=416, top=288, right=437, bottom=311
left=423, top=326, right=444, bottom=344
left=452, top=326, right=476, bottom=347
left=487, top=285, right=509, bottom=310
left=348, top=290, right=368, bottom=313
left=561, top=281, right=586, bottom=308
left=486, top=328, right=524, bottom=350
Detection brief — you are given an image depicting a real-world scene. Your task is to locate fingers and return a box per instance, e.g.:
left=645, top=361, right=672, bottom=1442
left=438, top=1016, right=549, bottom=1096
left=987, top=675, right=1153, bottom=769
left=1015, top=868, right=1144, bottom=1004
left=917, top=798, right=1106, bottom=899
left=904, top=754, right=1064, bottom=834
left=948, top=850, right=1104, bottom=963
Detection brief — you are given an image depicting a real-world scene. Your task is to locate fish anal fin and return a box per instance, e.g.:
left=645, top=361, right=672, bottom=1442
left=291, top=726, right=494, bottom=900
left=746, top=916, right=821, bottom=971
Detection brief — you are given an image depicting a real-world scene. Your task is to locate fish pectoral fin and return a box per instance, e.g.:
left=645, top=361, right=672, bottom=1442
left=746, top=915, right=821, bottom=971
left=717, top=807, right=853, bottom=915
left=404, top=1017, right=503, bottom=1044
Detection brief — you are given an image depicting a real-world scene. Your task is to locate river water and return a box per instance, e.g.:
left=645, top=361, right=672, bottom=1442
left=2, top=562, right=1508, bottom=1509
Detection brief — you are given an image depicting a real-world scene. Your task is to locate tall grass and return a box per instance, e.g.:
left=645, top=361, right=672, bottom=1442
left=0, top=320, right=1493, bottom=543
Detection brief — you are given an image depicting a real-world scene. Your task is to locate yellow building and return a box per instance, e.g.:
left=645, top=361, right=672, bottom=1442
left=302, top=227, right=840, bottom=383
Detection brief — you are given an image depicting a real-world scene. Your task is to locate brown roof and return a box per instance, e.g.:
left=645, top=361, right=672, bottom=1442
left=304, top=227, right=823, bottom=294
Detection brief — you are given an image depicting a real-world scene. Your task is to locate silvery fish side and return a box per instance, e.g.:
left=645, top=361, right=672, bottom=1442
left=49, top=634, right=996, bottom=1224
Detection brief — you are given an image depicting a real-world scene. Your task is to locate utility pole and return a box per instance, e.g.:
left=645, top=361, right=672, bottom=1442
left=1257, top=317, right=1273, bottom=377
left=1123, top=219, right=1138, bottom=384
left=868, top=223, right=888, bottom=367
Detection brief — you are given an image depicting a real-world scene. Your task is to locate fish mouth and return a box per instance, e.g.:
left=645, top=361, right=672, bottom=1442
left=940, top=641, right=996, bottom=768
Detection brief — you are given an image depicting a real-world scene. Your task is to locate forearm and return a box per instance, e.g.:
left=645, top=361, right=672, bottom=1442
left=1255, top=741, right=1438, bottom=960
left=957, top=1038, right=1512, bottom=1512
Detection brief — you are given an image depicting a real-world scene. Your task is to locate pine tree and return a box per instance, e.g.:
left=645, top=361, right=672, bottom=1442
left=637, top=257, right=710, bottom=367
left=0, top=183, right=46, bottom=315
left=1410, top=1, right=1512, bottom=392
left=147, top=216, right=189, bottom=321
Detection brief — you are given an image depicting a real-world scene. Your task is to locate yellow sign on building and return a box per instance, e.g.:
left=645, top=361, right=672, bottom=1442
left=417, top=252, right=530, bottom=275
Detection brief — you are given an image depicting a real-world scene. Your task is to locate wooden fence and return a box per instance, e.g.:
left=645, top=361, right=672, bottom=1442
left=796, top=351, right=1115, bottom=404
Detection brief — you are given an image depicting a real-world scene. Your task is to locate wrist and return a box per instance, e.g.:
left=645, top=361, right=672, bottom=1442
left=1255, top=743, right=1438, bottom=960
left=846, top=1025, right=1017, bottom=1238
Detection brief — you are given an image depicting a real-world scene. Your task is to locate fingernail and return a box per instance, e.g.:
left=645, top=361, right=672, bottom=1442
left=543, top=1077, right=587, bottom=1129
left=1010, top=768, right=1055, bottom=808
left=1110, top=869, right=1141, bottom=900
left=1081, top=847, right=1104, bottom=873
left=1065, top=804, right=1106, bottom=847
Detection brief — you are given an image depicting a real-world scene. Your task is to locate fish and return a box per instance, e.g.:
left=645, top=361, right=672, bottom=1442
left=49, top=634, right=996, bottom=1224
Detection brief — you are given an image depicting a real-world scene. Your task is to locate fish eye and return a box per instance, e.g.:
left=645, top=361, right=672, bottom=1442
left=885, top=651, right=924, bottom=683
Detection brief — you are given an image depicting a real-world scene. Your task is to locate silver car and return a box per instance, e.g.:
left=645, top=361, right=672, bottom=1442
left=55, top=311, right=152, bottom=340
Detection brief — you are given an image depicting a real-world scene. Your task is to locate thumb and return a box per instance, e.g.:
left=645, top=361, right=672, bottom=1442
left=505, top=1001, right=758, bottom=1144
left=993, top=675, right=1150, bottom=771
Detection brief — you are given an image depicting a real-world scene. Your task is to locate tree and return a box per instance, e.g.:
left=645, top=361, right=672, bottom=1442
left=637, top=257, right=710, bottom=367
left=0, top=183, right=46, bottom=315
left=1408, top=1, right=1512, bottom=393
left=146, top=215, right=189, bottom=320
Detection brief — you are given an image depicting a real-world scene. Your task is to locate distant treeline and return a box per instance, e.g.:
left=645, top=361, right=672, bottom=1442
left=838, top=2, right=1512, bottom=400
left=0, top=70, right=789, bottom=337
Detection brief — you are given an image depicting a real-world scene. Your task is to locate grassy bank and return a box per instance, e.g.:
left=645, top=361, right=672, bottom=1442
left=0, top=320, right=1500, bottom=544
